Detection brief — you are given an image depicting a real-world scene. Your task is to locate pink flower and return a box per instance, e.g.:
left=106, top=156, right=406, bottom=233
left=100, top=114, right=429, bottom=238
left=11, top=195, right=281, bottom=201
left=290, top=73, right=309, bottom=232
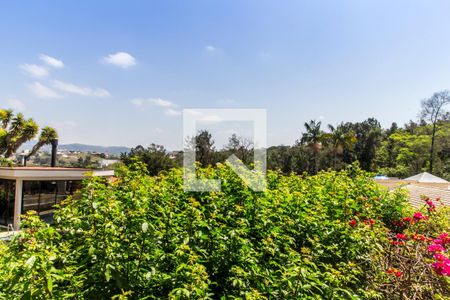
left=401, top=217, right=411, bottom=223
left=428, top=244, right=445, bottom=253
left=432, top=259, right=450, bottom=276
left=434, top=253, right=448, bottom=261
left=440, top=233, right=449, bottom=239
left=394, top=271, right=403, bottom=278
left=439, top=232, right=450, bottom=245
left=413, top=212, right=427, bottom=221
left=426, top=200, right=436, bottom=211
left=349, top=219, right=357, bottom=227
left=396, top=233, right=408, bottom=240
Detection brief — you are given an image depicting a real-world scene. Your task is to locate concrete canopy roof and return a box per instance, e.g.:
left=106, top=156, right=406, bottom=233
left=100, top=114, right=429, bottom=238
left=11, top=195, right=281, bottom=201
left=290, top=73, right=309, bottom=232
left=0, top=167, right=114, bottom=180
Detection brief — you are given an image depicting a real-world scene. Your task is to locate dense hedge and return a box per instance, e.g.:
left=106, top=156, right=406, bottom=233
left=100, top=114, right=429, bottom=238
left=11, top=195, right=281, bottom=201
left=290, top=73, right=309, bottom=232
left=0, top=163, right=448, bottom=299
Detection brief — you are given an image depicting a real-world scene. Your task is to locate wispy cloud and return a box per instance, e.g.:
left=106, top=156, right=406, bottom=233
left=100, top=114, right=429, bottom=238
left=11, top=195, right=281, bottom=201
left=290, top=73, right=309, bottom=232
left=130, top=98, right=145, bottom=107
left=20, top=64, right=49, bottom=78
left=149, top=98, right=176, bottom=108
left=131, top=98, right=177, bottom=108
left=131, top=97, right=181, bottom=117
left=28, top=82, right=62, bottom=99
left=6, top=99, right=26, bottom=111
left=102, top=52, right=136, bottom=68
left=165, top=108, right=182, bottom=116
left=204, top=45, right=217, bottom=52
left=39, top=54, right=64, bottom=68
left=52, top=80, right=110, bottom=97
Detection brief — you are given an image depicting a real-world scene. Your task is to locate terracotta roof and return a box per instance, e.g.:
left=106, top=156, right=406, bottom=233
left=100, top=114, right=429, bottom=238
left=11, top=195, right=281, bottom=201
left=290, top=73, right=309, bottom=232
left=405, top=185, right=450, bottom=209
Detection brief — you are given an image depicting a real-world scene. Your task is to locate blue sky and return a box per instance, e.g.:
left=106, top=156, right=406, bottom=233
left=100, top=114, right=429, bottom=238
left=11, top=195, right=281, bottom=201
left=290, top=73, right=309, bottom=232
left=1, top=1, right=450, bottom=149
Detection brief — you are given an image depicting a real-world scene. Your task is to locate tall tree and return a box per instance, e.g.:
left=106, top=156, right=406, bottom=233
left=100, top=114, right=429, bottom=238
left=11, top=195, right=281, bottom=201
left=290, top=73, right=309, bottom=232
left=350, top=118, right=382, bottom=171
left=324, top=123, right=356, bottom=168
left=224, top=133, right=253, bottom=165
left=420, top=90, right=450, bottom=173
left=300, top=120, right=323, bottom=173
left=0, top=109, right=57, bottom=163
left=191, top=130, right=216, bottom=167
left=120, top=144, right=176, bottom=175
left=25, top=126, right=58, bottom=162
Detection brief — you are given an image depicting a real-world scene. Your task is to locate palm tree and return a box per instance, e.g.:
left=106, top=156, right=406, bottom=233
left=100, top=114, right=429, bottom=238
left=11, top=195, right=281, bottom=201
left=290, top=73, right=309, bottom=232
left=0, top=113, right=26, bottom=155
left=325, top=123, right=356, bottom=168
left=0, top=109, right=13, bottom=129
left=0, top=109, right=58, bottom=164
left=300, top=120, right=323, bottom=173
left=25, top=126, right=58, bottom=161
left=4, top=119, right=39, bottom=157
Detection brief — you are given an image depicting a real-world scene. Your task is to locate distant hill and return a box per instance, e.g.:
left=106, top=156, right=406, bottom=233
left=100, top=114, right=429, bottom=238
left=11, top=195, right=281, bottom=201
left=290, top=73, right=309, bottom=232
left=19, top=141, right=130, bottom=155
left=59, top=144, right=130, bottom=155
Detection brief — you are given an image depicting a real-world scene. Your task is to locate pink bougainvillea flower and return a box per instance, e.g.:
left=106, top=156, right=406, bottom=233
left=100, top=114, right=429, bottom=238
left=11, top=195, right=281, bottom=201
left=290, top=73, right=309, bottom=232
left=387, top=267, right=395, bottom=274
left=349, top=219, right=357, bottom=227
left=413, top=212, right=427, bottom=221
left=395, top=233, right=408, bottom=240
left=440, top=233, right=449, bottom=239
left=428, top=243, right=445, bottom=253
left=401, top=217, right=411, bottom=223
left=434, top=253, right=448, bottom=261
left=439, top=232, right=450, bottom=245
left=432, top=259, right=450, bottom=276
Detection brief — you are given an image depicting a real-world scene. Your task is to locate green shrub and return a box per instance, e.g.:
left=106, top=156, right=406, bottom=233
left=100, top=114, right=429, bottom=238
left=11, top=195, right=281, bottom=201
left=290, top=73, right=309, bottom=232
left=0, top=163, right=445, bottom=299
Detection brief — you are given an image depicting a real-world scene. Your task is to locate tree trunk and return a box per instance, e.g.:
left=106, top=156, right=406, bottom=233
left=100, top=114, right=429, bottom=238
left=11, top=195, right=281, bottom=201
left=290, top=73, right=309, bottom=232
left=429, top=123, right=437, bottom=173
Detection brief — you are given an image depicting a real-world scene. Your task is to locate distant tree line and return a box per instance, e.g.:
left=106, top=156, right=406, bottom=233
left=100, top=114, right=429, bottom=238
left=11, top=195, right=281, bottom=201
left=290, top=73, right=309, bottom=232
left=121, top=90, right=450, bottom=179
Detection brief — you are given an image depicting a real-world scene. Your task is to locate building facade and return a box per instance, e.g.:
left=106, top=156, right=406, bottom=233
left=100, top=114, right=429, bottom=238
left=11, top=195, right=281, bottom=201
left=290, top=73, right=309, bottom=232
left=0, top=167, right=113, bottom=229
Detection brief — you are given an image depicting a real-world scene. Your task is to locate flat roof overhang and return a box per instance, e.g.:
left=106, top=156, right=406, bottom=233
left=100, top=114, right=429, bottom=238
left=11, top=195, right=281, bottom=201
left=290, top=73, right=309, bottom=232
left=0, top=167, right=114, bottom=180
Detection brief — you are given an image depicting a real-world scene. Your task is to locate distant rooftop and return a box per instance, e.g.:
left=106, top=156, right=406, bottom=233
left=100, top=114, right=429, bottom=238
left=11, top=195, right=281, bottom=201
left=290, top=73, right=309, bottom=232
left=404, top=172, right=449, bottom=184
left=406, top=185, right=450, bottom=208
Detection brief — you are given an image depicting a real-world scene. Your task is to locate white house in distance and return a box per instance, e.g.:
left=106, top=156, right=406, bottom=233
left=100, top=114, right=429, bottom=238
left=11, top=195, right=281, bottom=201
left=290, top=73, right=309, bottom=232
left=0, top=167, right=113, bottom=230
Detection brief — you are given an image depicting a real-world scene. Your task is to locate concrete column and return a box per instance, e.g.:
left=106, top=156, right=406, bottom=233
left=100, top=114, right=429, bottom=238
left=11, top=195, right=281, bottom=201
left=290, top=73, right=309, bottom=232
left=13, top=179, right=23, bottom=230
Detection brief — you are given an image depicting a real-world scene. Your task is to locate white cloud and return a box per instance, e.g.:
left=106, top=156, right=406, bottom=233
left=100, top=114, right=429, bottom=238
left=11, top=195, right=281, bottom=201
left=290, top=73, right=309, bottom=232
left=131, top=97, right=177, bottom=108
left=52, top=80, right=110, bottom=97
left=149, top=98, right=176, bottom=108
left=28, top=82, right=62, bottom=99
left=165, top=108, right=182, bottom=117
left=20, top=64, right=49, bottom=78
left=130, top=98, right=144, bottom=107
left=39, top=54, right=64, bottom=68
left=205, top=45, right=217, bottom=52
left=6, top=99, right=26, bottom=111
left=102, top=52, right=136, bottom=68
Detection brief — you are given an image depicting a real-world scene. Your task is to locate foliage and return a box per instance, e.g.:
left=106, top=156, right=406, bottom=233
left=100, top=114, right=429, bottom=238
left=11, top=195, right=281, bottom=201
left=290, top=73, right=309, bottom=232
left=372, top=197, right=450, bottom=299
left=121, top=144, right=176, bottom=176
left=0, top=108, right=58, bottom=163
left=0, top=163, right=434, bottom=299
